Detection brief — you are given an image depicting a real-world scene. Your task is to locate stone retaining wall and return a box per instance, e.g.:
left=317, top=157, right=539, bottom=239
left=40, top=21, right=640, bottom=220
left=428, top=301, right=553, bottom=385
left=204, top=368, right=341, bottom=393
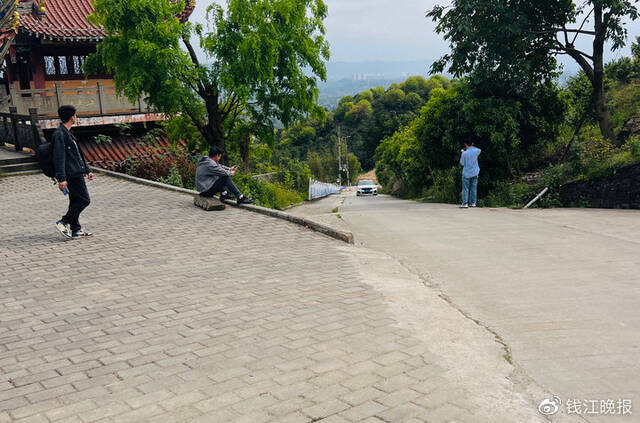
left=560, top=162, right=640, bottom=209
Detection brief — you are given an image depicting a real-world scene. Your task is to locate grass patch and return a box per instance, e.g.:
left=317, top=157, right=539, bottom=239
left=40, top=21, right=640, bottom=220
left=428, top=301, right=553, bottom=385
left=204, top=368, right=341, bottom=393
left=331, top=207, right=339, bottom=213
left=233, top=175, right=303, bottom=210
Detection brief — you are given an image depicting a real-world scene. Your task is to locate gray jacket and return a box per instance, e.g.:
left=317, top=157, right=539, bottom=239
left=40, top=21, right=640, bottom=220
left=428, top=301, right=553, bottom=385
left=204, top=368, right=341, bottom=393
left=195, top=156, right=232, bottom=193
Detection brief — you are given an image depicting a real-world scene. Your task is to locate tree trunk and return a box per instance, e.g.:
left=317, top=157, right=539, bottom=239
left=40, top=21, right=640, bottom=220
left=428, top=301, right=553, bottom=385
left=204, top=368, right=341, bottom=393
left=592, top=80, right=616, bottom=144
left=592, top=6, right=617, bottom=144
left=203, top=97, right=227, bottom=162
left=241, top=133, right=250, bottom=165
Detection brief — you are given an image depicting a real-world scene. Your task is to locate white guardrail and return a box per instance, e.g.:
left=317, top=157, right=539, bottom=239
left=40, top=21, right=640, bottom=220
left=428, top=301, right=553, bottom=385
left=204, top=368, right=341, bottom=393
left=308, top=178, right=340, bottom=200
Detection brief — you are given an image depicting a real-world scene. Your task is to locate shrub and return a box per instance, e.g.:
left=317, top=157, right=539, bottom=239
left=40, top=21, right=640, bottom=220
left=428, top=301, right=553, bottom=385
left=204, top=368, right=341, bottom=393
left=483, top=181, right=535, bottom=208
left=422, top=168, right=459, bottom=204
left=174, top=155, right=197, bottom=190
left=123, top=155, right=171, bottom=181
left=158, top=164, right=184, bottom=188
left=232, top=175, right=303, bottom=209
left=275, top=158, right=312, bottom=195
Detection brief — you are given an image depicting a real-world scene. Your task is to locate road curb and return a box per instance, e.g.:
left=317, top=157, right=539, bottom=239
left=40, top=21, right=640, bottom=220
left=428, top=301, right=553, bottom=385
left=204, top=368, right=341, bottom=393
left=91, top=166, right=355, bottom=244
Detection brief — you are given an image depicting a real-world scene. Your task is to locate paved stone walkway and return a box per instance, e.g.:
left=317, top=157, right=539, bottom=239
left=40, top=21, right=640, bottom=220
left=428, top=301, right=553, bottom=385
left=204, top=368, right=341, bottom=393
left=1, top=174, right=551, bottom=423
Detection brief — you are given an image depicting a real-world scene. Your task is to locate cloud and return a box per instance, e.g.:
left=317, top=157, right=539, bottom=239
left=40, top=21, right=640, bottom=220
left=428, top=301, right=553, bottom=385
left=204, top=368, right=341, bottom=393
left=324, top=0, right=447, bottom=61
left=188, top=0, right=640, bottom=68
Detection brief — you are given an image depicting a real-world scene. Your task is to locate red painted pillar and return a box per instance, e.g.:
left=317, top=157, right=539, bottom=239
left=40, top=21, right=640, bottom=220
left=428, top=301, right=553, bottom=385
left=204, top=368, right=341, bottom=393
left=31, top=47, right=46, bottom=89
left=6, top=46, right=17, bottom=84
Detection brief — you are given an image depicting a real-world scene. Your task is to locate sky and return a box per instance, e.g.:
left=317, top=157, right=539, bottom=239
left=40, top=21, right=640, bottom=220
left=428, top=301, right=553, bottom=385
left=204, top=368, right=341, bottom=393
left=190, top=0, right=447, bottom=63
left=322, top=0, right=446, bottom=62
left=190, top=1, right=640, bottom=72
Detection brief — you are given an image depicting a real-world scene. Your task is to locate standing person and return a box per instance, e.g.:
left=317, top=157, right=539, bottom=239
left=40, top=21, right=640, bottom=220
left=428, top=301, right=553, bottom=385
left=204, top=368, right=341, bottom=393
left=459, top=141, right=481, bottom=208
left=195, top=146, right=253, bottom=204
left=52, top=105, right=94, bottom=239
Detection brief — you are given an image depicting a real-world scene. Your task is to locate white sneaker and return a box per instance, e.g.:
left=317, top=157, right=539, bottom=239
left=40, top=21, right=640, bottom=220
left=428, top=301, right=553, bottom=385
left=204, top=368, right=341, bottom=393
left=459, top=204, right=469, bottom=209
left=55, top=220, right=72, bottom=239
left=470, top=204, right=477, bottom=208
left=72, top=230, right=93, bottom=238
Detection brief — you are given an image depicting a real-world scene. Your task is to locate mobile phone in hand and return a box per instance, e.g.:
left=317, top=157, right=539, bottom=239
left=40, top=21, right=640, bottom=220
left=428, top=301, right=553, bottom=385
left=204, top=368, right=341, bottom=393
left=63, top=187, right=69, bottom=195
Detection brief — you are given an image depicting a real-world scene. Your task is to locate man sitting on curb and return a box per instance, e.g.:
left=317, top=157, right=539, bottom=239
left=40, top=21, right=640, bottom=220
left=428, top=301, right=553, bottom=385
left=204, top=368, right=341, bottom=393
left=195, top=146, right=253, bottom=204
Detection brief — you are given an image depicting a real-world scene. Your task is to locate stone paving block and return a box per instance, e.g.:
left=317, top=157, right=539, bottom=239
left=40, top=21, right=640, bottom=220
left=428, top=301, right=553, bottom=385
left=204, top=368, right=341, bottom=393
left=229, top=410, right=272, bottom=423
left=159, top=390, right=207, bottom=412
left=266, top=397, right=314, bottom=418
left=26, top=384, right=76, bottom=403
left=45, top=399, right=96, bottom=421
left=50, top=417, right=82, bottom=423
left=13, top=414, right=48, bottom=423
left=375, top=362, right=415, bottom=379
left=275, top=411, right=313, bottom=423
left=230, top=393, right=280, bottom=413
left=422, top=403, right=466, bottom=423
left=302, top=399, right=350, bottom=420
left=374, top=374, right=417, bottom=393
left=376, top=388, right=421, bottom=408
left=0, top=383, right=42, bottom=402
left=0, top=175, right=542, bottom=423
left=78, top=402, right=132, bottom=423
left=339, top=387, right=385, bottom=406
left=189, top=408, right=240, bottom=423
left=110, top=404, right=164, bottom=423
left=338, top=400, right=388, bottom=421
left=412, top=389, right=463, bottom=410
left=375, top=402, right=428, bottom=422
left=9, top=399, right=60, bottom=420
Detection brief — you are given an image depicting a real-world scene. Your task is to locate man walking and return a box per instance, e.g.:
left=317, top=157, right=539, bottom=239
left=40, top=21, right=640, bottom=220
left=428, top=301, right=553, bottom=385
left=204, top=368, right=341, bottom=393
left=459, top=141, right=481, bottom=208
left=195, top=146, right=253, bottom=204
left=52, top=105, right=94, bottom=239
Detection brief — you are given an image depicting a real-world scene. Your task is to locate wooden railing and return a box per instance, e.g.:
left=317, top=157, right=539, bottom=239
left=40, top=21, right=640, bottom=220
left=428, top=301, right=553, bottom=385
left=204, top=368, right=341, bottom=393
left=0, top=83, right=151, bottom=117
left=0, top=107, right=46, bottom=153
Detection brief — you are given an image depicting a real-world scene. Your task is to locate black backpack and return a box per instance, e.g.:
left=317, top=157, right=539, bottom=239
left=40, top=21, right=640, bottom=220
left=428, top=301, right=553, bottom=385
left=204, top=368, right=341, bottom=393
left=38, top=142, right=56, bottom=179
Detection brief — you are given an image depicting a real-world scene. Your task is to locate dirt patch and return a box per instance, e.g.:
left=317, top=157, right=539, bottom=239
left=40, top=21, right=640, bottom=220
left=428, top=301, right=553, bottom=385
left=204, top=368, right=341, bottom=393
left=357, top=169, right=378, bottom=184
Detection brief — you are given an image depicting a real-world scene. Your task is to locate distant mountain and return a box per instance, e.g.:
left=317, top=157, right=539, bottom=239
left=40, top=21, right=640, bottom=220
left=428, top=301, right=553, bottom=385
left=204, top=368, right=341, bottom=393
left=318, top=78, right=405, bottom=110
left=317, top=59, right=584, bottom=109
left=318, top=61, right=435, bottom=109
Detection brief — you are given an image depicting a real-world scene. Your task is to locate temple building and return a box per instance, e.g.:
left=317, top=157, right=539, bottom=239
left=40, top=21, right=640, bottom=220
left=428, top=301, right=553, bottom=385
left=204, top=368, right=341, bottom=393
left=0, top=0, right=194, bottom=128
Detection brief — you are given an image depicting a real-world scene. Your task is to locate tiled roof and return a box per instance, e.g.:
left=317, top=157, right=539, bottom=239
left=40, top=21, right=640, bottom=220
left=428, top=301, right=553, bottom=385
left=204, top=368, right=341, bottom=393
left=19, top=0, right=105, bottom=41
left=1, top=0, right=19, bottom=56
left=79, top=135, right=187, bottom=169
left=18, top=0, right=195, bottom=42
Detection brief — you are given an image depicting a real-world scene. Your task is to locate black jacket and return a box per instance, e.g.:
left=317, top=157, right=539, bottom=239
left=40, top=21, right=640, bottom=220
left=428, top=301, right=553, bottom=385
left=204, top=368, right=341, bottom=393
left=52, top=124, right=90, bottom=182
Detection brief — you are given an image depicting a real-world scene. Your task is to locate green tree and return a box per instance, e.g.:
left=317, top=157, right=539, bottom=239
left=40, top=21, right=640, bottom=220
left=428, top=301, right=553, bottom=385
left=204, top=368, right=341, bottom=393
left=428, top=0, right=639, bottom=144
left=376, top=79, right=565, bottom=199
left=87, top=0, right=330, bottom=158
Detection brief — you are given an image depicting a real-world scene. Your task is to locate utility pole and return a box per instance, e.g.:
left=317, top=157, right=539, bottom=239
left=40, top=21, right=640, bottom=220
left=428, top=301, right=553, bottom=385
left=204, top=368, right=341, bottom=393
left=344, top=137, right=350, bottom=187
left=337, top=126, right=342, bottom=187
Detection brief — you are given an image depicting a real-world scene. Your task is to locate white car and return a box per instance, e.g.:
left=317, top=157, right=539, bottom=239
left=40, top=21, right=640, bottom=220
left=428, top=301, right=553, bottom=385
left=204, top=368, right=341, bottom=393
left=356, top=180, right=378, bottom=196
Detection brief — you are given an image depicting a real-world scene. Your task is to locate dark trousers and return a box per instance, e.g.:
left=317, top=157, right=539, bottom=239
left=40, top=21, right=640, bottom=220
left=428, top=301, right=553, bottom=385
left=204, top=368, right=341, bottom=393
left=200, top=175, right=242, bottom=198
left=61, top=177, right=91, bottom=232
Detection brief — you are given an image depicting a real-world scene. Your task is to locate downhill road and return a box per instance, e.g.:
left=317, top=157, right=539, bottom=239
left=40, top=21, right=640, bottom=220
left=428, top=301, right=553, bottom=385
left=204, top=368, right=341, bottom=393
left=295, top=191, right=640, bottom=423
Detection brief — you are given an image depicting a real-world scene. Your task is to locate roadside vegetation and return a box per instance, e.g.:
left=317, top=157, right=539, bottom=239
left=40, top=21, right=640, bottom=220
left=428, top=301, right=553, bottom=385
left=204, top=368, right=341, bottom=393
left=373, top=37, right=640, bottom=207
left=85, top=0, right=640, bottom=210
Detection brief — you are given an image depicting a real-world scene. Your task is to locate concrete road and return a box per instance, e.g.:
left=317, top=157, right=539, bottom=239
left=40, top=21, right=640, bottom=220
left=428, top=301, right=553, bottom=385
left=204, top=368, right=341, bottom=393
left=293, top=192, right=640, bottom=422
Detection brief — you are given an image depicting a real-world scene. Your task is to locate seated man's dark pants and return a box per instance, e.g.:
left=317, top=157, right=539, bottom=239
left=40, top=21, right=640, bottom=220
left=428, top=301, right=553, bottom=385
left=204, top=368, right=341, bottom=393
left=200, top=175, right=242, bottom=198
left=61, top=177, right=91, bottom=232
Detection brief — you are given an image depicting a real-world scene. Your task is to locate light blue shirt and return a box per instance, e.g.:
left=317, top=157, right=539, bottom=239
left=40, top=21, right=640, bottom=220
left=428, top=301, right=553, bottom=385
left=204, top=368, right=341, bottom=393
left=460, top=146, right=481, bottom=178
